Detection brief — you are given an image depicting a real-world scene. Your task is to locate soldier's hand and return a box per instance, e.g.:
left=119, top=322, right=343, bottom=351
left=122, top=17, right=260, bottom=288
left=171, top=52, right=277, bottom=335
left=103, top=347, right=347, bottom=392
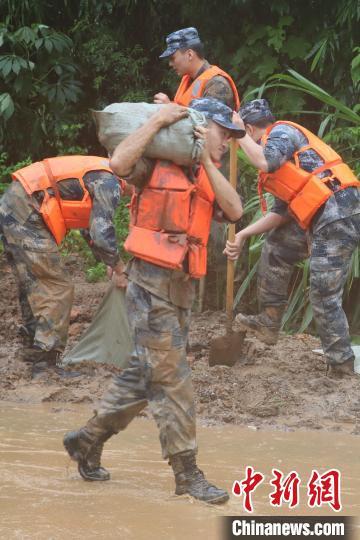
left=154, top=92, right=171, bottom=104
left=232, top=111, right=245, bottom=133
left=223, top=233, right=246, bottom=261
left=107, top=263, right=128, bottom=288
left=154, top=103, right=188, bottom=127
left=194, top=125, right=211, bottom=164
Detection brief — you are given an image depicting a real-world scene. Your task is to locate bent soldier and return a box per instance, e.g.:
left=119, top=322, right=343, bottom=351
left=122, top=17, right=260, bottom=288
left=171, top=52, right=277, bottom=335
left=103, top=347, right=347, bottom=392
left=0, top=156, right=127, bottom=374
left=225, top=99, right=360, bottom=377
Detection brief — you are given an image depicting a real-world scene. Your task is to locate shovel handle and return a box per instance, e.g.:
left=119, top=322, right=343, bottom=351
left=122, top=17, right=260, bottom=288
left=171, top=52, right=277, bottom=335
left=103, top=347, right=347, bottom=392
left=226, top=139, right=237, bottom=321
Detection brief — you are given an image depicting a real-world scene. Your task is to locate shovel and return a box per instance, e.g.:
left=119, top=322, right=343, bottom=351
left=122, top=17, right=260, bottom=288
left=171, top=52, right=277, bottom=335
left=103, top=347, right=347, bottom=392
left=209, top=139, right=245, bottom=367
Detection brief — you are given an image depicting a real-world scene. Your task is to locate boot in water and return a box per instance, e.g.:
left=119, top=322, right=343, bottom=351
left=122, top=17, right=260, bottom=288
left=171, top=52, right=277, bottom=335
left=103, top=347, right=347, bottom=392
left=170, top=451, right=229, bottom=504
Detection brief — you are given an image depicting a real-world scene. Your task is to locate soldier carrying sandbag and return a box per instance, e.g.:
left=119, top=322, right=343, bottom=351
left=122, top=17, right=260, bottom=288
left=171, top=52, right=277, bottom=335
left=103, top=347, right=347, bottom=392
left=63, top=98, right=244, bottom=504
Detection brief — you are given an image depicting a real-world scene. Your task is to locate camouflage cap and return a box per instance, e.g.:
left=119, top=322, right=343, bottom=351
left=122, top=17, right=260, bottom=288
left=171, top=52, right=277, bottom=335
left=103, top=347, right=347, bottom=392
left=190, top=98, right=246, bottom=138
left=240, top=99, right=275, bottom=125
left=159, top=27, right=202, bottom=58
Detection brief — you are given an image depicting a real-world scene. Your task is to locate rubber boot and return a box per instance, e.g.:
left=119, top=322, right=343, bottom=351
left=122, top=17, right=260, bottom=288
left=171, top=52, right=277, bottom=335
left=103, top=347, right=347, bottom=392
left=328, top=357, right=357, bottom=378
left=170, top=450, right=229, bottom=504
left=63, top=415, right=113, bottom=481
left=234, top=306, right=284, bottom=345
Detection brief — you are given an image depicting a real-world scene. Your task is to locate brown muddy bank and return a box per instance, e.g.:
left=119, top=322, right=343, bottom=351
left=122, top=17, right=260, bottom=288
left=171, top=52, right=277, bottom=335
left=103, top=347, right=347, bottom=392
left=1, top=254, right=360, bottom=435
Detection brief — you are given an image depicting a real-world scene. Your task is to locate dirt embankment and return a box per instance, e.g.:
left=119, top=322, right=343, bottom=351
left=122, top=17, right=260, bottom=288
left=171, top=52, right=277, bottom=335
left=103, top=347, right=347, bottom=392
left=1, top=254, right=360, bottom=435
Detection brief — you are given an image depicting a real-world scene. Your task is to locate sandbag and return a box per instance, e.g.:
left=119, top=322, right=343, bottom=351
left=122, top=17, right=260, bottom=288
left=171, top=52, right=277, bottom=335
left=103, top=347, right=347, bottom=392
left=92, top=102, right=207, bottom=166
left=61, top=285, right=133, bottom=368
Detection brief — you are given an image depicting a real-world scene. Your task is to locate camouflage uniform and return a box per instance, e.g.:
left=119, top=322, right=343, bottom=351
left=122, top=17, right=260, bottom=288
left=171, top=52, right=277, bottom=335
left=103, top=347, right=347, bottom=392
left=86, top=95, right=245, bottom=458
left=89, top=157, right=197, bottom=458
left=257, top=119, right=360, bottom=366
left=0, top=170, right=121, bottom=353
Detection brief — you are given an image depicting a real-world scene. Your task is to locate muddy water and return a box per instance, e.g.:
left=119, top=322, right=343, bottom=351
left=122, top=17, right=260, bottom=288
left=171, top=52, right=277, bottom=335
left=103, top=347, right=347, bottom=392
left=0, top=403, right=359, bottom=540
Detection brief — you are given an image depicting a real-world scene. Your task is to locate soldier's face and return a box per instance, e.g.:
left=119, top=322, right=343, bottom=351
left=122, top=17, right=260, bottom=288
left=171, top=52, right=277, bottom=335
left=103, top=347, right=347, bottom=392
left=169, top=49, right=192, bottom=76
left=207, top=121, right=230, bottom=162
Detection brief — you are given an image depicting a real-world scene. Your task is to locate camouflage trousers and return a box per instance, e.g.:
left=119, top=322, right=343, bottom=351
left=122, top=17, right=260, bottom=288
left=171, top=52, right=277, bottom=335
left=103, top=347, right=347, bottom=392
left=0, top=182, right=74, bottom=352
left=94, top=280, right=196, bottom=460
left=258, top=215, right=360, bottom=365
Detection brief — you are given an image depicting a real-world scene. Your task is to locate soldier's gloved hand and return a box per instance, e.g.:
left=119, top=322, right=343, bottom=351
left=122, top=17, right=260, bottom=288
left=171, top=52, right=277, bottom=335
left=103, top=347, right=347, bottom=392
left=154, top=92, right=171, bottom=104
left=107, top=262, right=128, bottom=289
left=223, top=232, right=246, bottom=261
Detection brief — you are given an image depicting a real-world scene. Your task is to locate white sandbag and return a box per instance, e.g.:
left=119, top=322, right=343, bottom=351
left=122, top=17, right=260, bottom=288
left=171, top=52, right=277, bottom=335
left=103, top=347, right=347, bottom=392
left=92, top=102, right=207, bottom=166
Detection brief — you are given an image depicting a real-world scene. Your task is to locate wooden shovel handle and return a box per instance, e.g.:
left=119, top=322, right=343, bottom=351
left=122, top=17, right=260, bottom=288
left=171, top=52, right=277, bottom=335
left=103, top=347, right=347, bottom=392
left=226, top=139, right=237, bottom=320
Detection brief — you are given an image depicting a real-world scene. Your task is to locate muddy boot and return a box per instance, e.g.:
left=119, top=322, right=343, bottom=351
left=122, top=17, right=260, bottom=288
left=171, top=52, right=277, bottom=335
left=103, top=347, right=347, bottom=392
left=328, top=357, right=357, bottom=378
left=234, top=306, right=283, bottom=345
left=63, top=417, right=113, bottom=481
left=21, top=347, right=60, bottom=377
left=170, top=451, right=229, bottom=504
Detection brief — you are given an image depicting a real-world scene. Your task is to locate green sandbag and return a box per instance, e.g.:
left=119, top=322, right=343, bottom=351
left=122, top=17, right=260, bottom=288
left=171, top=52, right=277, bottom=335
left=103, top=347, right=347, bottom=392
left=92, top=102, right=207, bottom=166
left=61, top=285, right=133, bottom=368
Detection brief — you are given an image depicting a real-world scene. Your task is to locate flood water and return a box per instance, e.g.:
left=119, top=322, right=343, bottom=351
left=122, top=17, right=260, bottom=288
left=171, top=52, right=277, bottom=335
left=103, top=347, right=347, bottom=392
left=0, top=402, right=359, bottom=539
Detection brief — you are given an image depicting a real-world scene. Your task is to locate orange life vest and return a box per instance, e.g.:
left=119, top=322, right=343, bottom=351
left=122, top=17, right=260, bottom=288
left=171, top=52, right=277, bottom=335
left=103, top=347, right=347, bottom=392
left=12, top=155, right=122, bottom=245
left=124, top=160, right=215, bottom=278
left=258, top=121, right=360, bottom=229
left=174, top=65, right=240, bottom=110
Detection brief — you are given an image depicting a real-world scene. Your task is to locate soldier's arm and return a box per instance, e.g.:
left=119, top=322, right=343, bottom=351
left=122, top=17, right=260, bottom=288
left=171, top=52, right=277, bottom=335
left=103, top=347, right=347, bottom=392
left=224, top=212, right=288, bottom=261
left=110, top=104, right=188, bottom=177
left=233, top=113, right=301, bottom=173
left=203, top=75, right=236, bottom=109
left=83, top=171, right=122, bottom=269
left=201, top=157, right=243, bottom=222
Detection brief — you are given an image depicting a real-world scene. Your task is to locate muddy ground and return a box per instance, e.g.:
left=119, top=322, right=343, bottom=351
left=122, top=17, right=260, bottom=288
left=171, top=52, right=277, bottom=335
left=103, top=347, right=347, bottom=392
left=1, top=254, right=360, bottom=435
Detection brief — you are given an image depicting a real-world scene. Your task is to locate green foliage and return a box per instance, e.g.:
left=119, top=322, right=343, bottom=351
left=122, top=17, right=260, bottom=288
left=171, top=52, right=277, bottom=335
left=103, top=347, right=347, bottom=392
left=86, top=262, right=106, bottom=283
left=0, top=152, right=31, bottom=184
left=0, top=22, right=82, bottom=161
left=59, top=198, right=130, bottom=282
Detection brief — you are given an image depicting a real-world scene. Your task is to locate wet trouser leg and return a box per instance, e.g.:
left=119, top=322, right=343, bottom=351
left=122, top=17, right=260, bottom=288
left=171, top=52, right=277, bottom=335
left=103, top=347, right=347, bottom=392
left=258, top=220, right=309, bottom=311
left=6, top=244, right=74, bottom=351
left=2, top=238, right=37, bottom=338
left=94, top=281, right=196, bottom=460
left=0, top=183, right=74, bottom=352
left=310, top=215, right=360, bottom=365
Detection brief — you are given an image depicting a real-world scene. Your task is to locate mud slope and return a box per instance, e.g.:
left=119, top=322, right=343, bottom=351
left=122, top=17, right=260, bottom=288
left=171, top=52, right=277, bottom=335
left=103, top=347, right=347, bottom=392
left=1, top=254, right=359, bottom=435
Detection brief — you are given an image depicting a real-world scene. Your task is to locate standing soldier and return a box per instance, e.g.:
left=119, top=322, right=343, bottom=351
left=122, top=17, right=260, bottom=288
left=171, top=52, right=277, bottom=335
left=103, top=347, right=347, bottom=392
left=0, top=156, right=127, bottom=375
left=63, top=99, right=244, bottom=504
left=154, top=27, right=240, bottom=110
left=224, top=99, right=360, bottom=376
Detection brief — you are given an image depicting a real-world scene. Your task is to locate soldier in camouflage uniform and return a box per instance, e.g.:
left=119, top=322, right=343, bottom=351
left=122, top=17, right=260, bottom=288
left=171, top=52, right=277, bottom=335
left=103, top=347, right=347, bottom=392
left=0, top=164, right=127, bottom=374
left=154, top=27, right=239, bottom=109
left=63, top=99, right=244, bottom=504
left=224, top=99, right=360, bottom=376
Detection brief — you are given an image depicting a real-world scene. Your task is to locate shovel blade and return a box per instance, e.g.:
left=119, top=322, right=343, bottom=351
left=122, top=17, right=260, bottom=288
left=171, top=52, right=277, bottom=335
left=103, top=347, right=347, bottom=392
left=209, top=331, right=245, bottom=367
